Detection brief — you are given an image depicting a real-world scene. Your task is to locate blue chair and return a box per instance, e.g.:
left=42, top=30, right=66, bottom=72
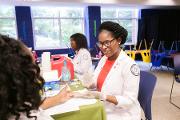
left=138, top=71, right=157, bottom=120
left=150, top=51, right=166, bottom=70
left=169, top=54, right=180, bottom=109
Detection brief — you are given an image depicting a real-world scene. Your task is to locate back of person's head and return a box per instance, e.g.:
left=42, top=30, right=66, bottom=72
left=99, top=21, right=128, bottom=45
left=0, top=35, right=44, bottom=120
left=70, top=33, right=88, bottom=50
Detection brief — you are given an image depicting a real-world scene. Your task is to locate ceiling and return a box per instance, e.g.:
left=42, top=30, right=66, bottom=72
left=0, top=0, right=180, bottom=8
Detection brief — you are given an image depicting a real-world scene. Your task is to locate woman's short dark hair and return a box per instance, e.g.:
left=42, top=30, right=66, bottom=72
left=99, top=21, right=128, bottom=45
left=70, top=33, right=88, bottom=50
left=0, top=35, right=44, bottom=120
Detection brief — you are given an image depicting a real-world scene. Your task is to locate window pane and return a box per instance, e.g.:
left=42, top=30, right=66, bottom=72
left=32, top=7, right=84, bottom=50
left=61, top=19, right=84, bottom=48
left=101, top=9, right=117, bottom=18
left=0, top=6, right=16, bottom=38
left=0, top=6, right=15, bottom=17
left=0, top=19, right=16, bottom=38
left=101, top=8, right=139, bottom=45
left=118, top=20, right=132, bottom=43
left=32, top=7, right=59, bottom=17
left=118, top=9, right=133, bottom=18
left=34, top=19, right=61, bottom=49
left=60, top=7, right=83, bottom=18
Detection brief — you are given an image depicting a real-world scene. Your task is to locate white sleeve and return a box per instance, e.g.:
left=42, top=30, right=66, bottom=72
left=115, top=63, right=140, bottom=109
left=74, top=51, right=92, bottom=74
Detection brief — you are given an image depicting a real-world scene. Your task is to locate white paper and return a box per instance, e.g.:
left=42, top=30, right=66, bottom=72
left=42, top=70, right=59, bottom=82
left=44, top=98, right=97, bottom=115
left=69, top=98, right=97, bottom=106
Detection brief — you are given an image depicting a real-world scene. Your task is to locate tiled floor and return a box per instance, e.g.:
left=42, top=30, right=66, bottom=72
left=138, top=62, right=180, bottom=120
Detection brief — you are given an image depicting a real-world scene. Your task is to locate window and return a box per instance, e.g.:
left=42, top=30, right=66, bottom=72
left=101, top=8, right=139, bottom=45
left=32, top=7, right=84, bottom=50
left=0, top=6, right=17, bottom=38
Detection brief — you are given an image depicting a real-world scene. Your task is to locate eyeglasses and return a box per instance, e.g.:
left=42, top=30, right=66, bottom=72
left=96, top=39, right=115, bottom=48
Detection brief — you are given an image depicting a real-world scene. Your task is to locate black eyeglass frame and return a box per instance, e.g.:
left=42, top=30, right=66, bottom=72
left=96, top=38, right=115, bottom=48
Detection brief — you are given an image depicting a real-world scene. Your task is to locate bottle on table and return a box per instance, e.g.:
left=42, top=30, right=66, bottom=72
left=61, top=59, right=71, bottom=84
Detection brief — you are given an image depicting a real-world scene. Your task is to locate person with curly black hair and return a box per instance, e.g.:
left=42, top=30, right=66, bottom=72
left=85, top=21, right=141, bottom=120
left=70, top=33, right=93, bottom=83
left=0, top=35, right=72, bottom=120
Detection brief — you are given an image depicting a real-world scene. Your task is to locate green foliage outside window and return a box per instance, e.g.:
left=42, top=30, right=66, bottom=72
left=32, top=7, right=84, bottom=50
left=0, top=6, right=16, bottom=38
left=101, top=8, right=138, bottom=44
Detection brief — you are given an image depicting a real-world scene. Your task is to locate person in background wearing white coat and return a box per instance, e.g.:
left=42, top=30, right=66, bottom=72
left=70, top=33, right=93, bottom=82
left=89, top=21, right=141, bottom=120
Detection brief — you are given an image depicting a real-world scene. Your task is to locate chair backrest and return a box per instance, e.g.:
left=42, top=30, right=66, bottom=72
left=151, top=52, right=166, bottom=67
left=173, top=54, right=180, bottom=75
left=138, top=71, right=157, bottom=120
left=140, top=50, right=151, bottom=63
left=125, top=50, right=136, bottom=60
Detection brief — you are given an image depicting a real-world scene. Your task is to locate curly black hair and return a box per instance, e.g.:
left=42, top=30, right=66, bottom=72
left=0, top=35, right=44, bottom=120
left=70, top=33, right=88, bottom=50
left=99, top=21, right=128, bottom=45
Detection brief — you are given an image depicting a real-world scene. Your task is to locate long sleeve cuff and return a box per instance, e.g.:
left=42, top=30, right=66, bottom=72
left=115, top=95, right=134, bottom=108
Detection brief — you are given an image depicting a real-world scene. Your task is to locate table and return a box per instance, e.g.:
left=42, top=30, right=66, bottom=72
left=52, top=100, right=106, bottom=120
left=50, top=81, right=107, bottom=120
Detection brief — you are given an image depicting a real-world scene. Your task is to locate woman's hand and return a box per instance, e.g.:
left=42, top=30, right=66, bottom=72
left=72, top=90, right=105, bottom=100
left=55, top=85, right=73, bottom=103
left=40, top=85, right=73, bottom=110
left=89, top=91, right=118, bottom=105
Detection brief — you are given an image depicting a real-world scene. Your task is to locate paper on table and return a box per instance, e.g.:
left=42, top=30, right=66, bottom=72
left=45, top=98, right=97, bottom=115
left=69, top=98, right=97, bottom=106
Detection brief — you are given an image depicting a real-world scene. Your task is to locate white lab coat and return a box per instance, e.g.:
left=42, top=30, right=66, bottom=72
left=93, top=50, right=141, bottom=120
left=72, top=48, right=93, bottom=81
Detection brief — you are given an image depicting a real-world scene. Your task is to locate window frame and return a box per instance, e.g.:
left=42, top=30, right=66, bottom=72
left=101, top=7, right=139, bottom=46
left=31, top=7, right=85, bottom=50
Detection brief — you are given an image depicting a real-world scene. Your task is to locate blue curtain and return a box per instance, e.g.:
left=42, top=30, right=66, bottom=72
left=15, top=6, right=34, bottom=49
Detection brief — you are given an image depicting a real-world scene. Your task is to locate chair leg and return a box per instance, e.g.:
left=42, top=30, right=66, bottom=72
left=150, top=66, right=153, bottom=71
left=169, top=78, right=175, bottom=103
left=169, top=77, right=180, bottom=109
left=149, top=63, right=151, bottom=70
left=167, top=66, right=170, bottom=71
left=160, top=65, right=163, bottom=71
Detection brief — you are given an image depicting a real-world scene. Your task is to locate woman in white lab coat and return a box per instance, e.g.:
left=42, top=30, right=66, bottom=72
left=70, top=33, right=93, bottom=82
left=91, top=21, right=141, bottom=120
